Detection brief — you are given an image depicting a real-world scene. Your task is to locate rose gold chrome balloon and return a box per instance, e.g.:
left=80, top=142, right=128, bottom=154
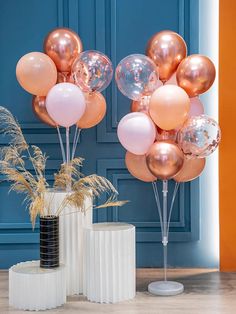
left=125, top=151, right=156, bottom=182
left=156, top=127, right=178, bottom=142
left=174, top=158, right=206, bottom=183
left=146, top=141, right=184, bottom=180
left=77, top=92, right=106, bottom=129
left=146, top=30, right=187, bottom=82
left=44, top=28, right=83, bottom=73
left=57, top=71, right=75, bottom=83
left=176, top=55, right=216, bottom=97
left=32, top=96, right=57, bottom=127
left=130, top=96, right=151, bottom=115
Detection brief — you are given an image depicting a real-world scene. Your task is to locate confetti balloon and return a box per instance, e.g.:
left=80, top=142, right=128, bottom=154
left=72, top=50, right=113, bottom=92
left=115, top=54, right=159, bottom=101
left=178, top=115, right=221, bottom=158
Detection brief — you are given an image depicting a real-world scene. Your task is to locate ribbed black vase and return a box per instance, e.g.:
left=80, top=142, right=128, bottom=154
left=40, top=216, right=59, bottom=268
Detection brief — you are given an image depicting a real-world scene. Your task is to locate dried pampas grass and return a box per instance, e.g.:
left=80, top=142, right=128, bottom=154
left=0, top=107, right=128, bottom=228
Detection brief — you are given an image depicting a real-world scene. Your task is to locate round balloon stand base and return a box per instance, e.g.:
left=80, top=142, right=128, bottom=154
left=148, top=281, right=184, bottom=296
left=150, top=180, right=184, bottom=297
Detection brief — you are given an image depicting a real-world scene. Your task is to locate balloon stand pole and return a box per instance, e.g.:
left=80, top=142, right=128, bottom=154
left=65, top=127, right=71, bottom=192
left=72, top=127, right=81, bottom=160
left=148, top=180, right=184, bottom=296
left=56, top=126, right=66, bottom=164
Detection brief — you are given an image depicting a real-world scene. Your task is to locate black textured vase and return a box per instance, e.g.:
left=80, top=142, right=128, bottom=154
left=40, top=216, right=59, bottom=268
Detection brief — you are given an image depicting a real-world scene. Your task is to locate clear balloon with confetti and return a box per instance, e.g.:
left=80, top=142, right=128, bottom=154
left=72, top=50, right=113, bottom=93
left=115, top=54, right=159, bottom=101
left=178, top=115, right=221, bottom=158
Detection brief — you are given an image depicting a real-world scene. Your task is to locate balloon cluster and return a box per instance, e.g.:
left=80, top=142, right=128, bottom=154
left=116, top=30, right=221, bottom=183
left=16, top=28, right=113, bottom=129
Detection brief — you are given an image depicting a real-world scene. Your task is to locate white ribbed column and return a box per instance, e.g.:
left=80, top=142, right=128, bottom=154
left=9, top=261, right=66, bottom=311
left=84, top=223, right=136, bottom=303
left=45, top=190, right=92, bottom=296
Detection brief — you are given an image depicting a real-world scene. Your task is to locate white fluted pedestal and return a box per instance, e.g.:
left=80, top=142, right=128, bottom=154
left=45, top=191, right=92, bottom=296
left=84, top=223, right=136, bottom=303
left=9, top=261, right=66, bottom=311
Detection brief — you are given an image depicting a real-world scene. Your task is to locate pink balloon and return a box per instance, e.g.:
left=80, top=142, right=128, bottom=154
left=117, top=112, right=156, bottom=155
left=46, top=83, right=86, bottom=127
left=165, top=72, right=177, bottom=85
left=189, top=97, right=204, bottom=117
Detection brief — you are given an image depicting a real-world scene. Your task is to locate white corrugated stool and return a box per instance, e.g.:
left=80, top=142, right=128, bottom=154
left=9, top=261, right=66, bottom=311
left=45, top=190, right=92, bottom=296
left=84, top=223, right=136, bottom=303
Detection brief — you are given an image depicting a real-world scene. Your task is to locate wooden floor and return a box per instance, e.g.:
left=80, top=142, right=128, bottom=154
left=1, top=268, right=236, bottom=314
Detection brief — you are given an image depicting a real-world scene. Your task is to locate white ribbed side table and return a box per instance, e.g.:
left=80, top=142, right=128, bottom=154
left=45, top=191, right=92, bottom=296
left=84, top=223, right=136, bottom=303
left=9, top=261, right=66, bottom=311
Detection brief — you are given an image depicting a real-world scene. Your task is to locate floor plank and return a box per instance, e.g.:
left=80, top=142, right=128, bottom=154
left=1, top=269, right=236, bottom=314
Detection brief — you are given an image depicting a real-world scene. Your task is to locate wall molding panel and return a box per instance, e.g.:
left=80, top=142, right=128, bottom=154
left=0, top=0, right=201, bottom=268
left=97, top=159, right=200, bottom=243
left=96, top=0, right=199, bottom=143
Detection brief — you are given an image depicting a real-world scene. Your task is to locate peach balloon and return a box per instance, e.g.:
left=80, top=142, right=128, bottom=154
left=176, top=55, right=216, bottom=97
left=16, top=52, right=57, bottom=96
left=146, top=141, right=184, bottom=180
left=146, top=30, right=187, bottom=82
left=149, top=85, right=190, bottom=130
left=125, top=151, right=156, bottom=182
left=32, top=96, right=57, bottom=127
left=77, top=92, right=106, bottom=129
left=44, top=28, right=83, bottom=73
left=174, top=158, right=206, bottom=182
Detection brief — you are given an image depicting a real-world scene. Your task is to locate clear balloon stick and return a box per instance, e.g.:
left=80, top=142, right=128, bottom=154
left=72, top=126, right=78, bottom=158
left=148, top=179, right=184, bottom=296
left=66, top=127, right=71, bottom=192
left=167, top=182, right=180, bottom=235
left=162, top=180, right=168, bottom=282
left=72, top=128, right=81, bottom=159
left=66, top=127, right=70, bottom=164
left=56, top=126, right=66, bottom=163
left=152, top=181, right=164, bottom=237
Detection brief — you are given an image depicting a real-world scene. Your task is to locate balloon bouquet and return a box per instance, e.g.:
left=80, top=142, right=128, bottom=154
left=116, top=31, right=221, bottom=296
left=16, top=28, right=113, bottom=189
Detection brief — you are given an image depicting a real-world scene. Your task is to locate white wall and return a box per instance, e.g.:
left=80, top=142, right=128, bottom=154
left=199, top=0, right=219, bottom=266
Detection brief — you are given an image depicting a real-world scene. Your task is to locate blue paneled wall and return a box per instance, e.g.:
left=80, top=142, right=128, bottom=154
left=0, top=0, right=207, bottom=269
